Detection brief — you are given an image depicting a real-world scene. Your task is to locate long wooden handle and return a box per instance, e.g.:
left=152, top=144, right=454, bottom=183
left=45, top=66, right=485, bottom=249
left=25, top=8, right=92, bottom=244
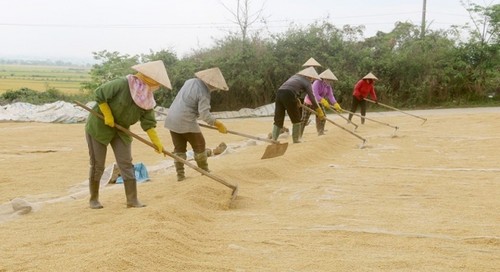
left=329, top=109, right=358, bottom=129
left=364, top=98, right=427, bottom=122
left=154, top=109, right=279, bottom=145
left=301, top=104, right=366, bottom=143
left=198, top=123, right=280, bottom=144
left=342, top=108, right=398, bottom=129
left=75, top=101, right=238, bottom=196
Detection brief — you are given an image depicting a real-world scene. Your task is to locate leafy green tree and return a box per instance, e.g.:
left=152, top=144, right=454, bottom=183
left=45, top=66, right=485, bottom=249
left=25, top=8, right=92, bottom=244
left=456, top=1, right=500, bottom=100
left=81, top=51, right=139, bottom=93
left=178, top=35, right=276, bottom=111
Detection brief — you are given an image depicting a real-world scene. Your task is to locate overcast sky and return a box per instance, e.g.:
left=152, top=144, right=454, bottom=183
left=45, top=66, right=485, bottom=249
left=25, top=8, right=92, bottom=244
left=1, top=0, right=495, bottom=62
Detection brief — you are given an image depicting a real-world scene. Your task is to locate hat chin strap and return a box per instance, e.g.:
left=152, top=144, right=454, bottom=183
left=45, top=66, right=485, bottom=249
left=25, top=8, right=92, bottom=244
left=135, top=73, right=160, bottom=89
left=203, top=82, right=218, bottom=92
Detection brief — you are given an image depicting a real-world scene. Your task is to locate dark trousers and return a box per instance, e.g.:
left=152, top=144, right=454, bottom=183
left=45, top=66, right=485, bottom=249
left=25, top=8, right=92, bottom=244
left=170, top=131, right=206, bottom=154
left=86, top=132, right=135, bottom=182
left=348, top=95, right=367, bottom=121
left=300, top=103, right=326, bottom=136
left=274, top=89, right=301, bottom=128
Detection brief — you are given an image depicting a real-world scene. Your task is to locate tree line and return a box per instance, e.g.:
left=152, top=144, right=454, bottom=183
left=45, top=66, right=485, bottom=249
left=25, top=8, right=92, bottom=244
left=51, top=3, right=500, bottom=110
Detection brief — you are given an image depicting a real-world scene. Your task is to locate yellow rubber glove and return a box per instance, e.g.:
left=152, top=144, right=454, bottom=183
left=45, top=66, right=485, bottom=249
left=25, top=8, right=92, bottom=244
left=214, top=120, right=227, bottom=134
left=333, top=102, right=343, bottom=112
left=320, top=98, right=330, bottom=109
left=315, top=107, right=325, bottom=120
left=98, top=102, right=114, bottom=127
left=146, top=128, right=164, bottom=154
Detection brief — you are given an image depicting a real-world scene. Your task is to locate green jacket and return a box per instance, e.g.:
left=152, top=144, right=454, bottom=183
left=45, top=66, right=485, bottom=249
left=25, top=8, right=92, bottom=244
left=85, top=77, right=157, bottom=145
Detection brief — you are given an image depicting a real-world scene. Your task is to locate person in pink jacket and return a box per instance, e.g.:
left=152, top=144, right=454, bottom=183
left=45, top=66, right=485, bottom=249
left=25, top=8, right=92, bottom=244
left=301, top=69, right=342, bottom=137
left=348, top=72, right=378, bottom=124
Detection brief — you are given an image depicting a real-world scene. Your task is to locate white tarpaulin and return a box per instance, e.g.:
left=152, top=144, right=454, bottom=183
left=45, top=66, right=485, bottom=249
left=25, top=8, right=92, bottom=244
left=0, top=101, right=92, bottom=123
left=0, top=101, right=275, bottom=123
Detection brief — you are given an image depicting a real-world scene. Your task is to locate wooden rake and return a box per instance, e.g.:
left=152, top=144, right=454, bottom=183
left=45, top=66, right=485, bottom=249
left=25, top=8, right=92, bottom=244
left=300, top=103, right=367, bottom=148
left=365, top=98, right=427, bottom=125
left=342, top=108, right=399, bottom=136
left=328, top=108, right=359, bottom=130
left=198, top=123, right=288, bottom=159
left=154, top=110, right=287, bottom=159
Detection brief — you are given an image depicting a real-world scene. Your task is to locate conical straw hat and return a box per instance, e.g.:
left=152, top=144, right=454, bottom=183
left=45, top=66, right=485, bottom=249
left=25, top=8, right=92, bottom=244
left=195, top=67, right=229, bottom=91
left=319, top=69, right=338, bottom=81
left=131, top=60, right=172, bottom=90
left=302, top=57, right=322, bottom=67
left=362, top=72, right=378, bottom=80
left=296, top=66, right=320, bottom=80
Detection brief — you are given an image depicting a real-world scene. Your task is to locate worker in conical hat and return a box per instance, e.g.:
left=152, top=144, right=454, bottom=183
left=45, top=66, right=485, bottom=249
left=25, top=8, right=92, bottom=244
left=164, top=67, right=229, bottom=181
left=300, top=68, right=343, bottom=138
left=131, top=60, right=172, bottom=90
left=271, top=66, right=325, bottom=144
left=85, top=60, right=171, bottom=209
left=194, top=67, right=229, bottom=91
left=348, top=72, right=379, bottom=124
left=302, top=57, right=322, bottom=68
left=362, top=72, right=378, bottom=80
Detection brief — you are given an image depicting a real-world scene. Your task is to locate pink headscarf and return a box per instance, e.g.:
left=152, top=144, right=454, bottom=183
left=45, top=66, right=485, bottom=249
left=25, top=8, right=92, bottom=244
left=127, top=74, right=156, bottom=110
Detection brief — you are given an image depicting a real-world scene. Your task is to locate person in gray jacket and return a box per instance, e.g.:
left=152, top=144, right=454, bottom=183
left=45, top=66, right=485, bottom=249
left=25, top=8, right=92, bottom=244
left=164, top=67, right=229, bottom=181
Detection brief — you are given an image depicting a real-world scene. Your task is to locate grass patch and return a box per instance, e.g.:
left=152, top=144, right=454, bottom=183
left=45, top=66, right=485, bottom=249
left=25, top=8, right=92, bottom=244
left=0, top=64, right=90, bottom=94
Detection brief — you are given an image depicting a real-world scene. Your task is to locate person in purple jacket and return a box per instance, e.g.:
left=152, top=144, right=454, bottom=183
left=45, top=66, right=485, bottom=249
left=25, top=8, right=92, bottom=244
left=300, top=69, right=343, bottom=137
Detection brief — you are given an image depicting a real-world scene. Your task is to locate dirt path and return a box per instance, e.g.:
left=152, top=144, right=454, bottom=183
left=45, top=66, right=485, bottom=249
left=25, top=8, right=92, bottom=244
left=0, top=107, right=499, bottom=271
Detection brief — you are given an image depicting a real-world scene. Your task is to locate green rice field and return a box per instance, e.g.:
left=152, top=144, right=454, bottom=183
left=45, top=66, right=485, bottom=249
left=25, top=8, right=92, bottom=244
left=0, top=64, right=91, bottom=94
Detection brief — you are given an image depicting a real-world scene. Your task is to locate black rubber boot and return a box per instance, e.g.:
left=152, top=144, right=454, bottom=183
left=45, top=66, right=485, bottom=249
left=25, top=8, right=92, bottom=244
left=124, top=179, right=145, bottom=208
left=292, top=123, right=302, bottom=143
left=194, top=151, right=209, bottom=172
left=89, top=179, right=103, bottom=209
left=174, top=152, right=187, bottom=181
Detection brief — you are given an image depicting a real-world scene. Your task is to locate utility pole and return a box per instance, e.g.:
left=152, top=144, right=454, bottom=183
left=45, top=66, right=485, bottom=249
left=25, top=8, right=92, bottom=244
left=421, top=0, right=427, bottom=38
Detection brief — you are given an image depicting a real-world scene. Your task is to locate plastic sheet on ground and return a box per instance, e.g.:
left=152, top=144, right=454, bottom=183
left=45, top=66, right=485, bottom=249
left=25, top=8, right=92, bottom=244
left=0, top=101, right=93, bottom=123
left=0, top=101, right=275, bottom=123
left=115, top=162, right=150, bottom=184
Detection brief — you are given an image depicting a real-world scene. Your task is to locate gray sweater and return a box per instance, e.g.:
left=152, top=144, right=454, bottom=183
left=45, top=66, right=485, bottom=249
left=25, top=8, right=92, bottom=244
left=279, top=75, right=319, bottom=109
left=164, top=78, right=216, bottom=133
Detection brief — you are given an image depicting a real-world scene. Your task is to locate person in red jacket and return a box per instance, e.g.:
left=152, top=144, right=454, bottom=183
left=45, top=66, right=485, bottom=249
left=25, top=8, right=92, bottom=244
left=348, top=72, right=378, bottom=124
